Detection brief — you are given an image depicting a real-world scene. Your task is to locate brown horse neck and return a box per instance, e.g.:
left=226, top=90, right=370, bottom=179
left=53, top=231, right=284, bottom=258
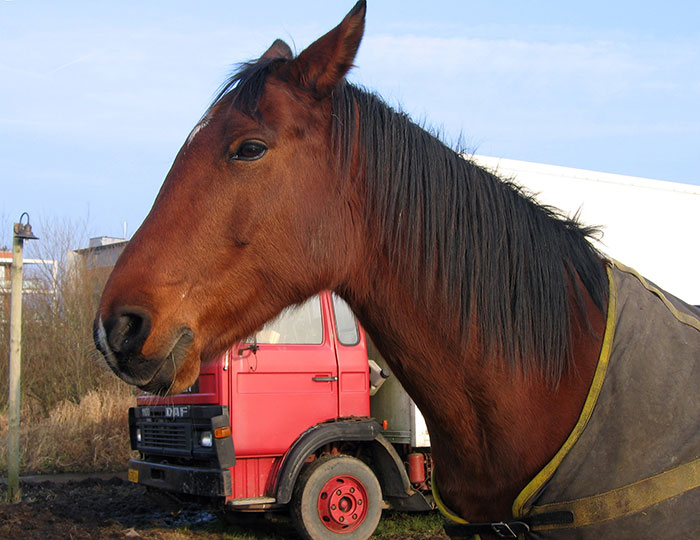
left=343, top=269, right=607, bottom=523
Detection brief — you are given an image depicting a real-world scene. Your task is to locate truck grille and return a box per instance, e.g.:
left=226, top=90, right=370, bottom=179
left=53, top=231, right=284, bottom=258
left=140, top=421, right=190, bottom=455
left=129, top=405, right=228, bottom=461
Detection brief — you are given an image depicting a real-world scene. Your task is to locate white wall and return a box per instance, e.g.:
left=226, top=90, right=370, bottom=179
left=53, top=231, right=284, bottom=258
left=473, top=155, right=700, bottom=304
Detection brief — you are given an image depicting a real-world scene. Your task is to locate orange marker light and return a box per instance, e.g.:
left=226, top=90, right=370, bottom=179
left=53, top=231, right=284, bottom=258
left=214, top=426, right=232, bottom=439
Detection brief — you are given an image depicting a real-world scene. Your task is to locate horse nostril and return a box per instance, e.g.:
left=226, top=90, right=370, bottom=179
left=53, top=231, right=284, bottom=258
left=103, top=308, right=152, bottom=355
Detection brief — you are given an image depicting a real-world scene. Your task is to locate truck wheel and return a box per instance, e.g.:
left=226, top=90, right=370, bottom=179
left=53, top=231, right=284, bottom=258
left=291, top=454, right=383, bottom=540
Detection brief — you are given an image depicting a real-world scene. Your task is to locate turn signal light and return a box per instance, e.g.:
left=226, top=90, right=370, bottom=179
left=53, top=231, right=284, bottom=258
left=214, top=426, right=232, bottom=439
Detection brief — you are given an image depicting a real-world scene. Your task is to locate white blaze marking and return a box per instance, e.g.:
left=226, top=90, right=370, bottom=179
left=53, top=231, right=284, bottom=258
left=185, top=117, right=209, bottom=147
left=96, top=316, right=117, bottom=368
left=97, top=317, right=108, bottom=353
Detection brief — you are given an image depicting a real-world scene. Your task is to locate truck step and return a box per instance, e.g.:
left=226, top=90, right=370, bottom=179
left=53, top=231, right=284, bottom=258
left=227, top=497, right=277, bottom=507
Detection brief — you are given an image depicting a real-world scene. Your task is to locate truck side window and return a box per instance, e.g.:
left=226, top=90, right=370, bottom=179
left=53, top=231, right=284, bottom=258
left=253, top=296, right=323, bottom=344
left=332, top=294, right=360, bottom=346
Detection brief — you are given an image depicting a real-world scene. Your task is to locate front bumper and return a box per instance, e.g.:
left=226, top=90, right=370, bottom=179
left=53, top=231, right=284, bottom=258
left=128, top=459, right=232, bottom=497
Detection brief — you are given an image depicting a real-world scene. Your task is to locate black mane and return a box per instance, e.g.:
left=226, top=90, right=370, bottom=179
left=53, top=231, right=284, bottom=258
left=331, top=83, right=608, bottom=382
left=215, top=59, right=609, bottom=383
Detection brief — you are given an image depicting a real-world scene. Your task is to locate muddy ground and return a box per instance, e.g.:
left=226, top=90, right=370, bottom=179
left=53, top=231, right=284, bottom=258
left=0, top=477, right=448, bottom=540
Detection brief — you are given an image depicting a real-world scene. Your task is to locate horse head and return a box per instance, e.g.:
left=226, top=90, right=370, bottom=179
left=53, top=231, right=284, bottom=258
left=94, top=2, right=367, bottom=394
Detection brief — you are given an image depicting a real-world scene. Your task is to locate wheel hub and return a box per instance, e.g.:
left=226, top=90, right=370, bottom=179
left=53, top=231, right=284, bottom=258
left=317, top=474, right=368, bottom=533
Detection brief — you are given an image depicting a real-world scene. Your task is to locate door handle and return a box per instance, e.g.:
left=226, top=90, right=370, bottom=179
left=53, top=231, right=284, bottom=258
left=312, top=376, right=338, bottom=382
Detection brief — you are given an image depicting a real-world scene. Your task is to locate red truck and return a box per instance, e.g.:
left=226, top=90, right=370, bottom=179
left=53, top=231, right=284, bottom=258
left=127, top=292, right=433, bottom=539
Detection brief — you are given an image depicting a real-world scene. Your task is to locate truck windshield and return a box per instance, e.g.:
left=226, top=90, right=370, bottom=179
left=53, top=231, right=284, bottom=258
left=251, top=296, right=323, bottom=344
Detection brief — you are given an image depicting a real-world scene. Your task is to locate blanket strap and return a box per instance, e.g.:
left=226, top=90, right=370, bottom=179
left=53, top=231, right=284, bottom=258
left=443, top=511, right=573, bottom=538
left=526, top=457, right=700, bottom=530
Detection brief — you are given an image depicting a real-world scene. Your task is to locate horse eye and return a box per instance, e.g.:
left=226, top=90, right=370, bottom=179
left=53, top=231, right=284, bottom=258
left=231, top=141, right=267, bottom=161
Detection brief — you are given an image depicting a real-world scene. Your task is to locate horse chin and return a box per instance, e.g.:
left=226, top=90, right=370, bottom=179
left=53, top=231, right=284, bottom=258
left=137, top=370, right=186, bottom=396
left=135, top=329, right=197, bottom=396
left=140, top=359, right=199, bottom=396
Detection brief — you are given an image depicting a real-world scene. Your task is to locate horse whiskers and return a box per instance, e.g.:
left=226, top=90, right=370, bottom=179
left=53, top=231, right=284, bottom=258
left=160, top=352, right=178, bottom=397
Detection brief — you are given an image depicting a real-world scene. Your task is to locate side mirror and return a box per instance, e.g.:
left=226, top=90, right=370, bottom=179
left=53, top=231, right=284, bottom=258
left=238, top=335, right=259, bottom=356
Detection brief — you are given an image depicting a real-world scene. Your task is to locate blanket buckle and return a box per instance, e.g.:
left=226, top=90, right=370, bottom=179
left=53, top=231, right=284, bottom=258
left=491, top=521, right=529, bottom=537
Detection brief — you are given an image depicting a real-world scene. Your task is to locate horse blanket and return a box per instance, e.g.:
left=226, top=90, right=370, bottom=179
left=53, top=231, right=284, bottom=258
left=438, top=260, right=700, bottom=539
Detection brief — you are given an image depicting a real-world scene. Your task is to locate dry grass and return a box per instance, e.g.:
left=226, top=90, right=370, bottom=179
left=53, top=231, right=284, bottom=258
left=0, top=385, right=136, bottom=474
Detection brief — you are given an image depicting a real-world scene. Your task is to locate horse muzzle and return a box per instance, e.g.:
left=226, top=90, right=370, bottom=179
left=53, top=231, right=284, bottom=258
left=93, top=308, right=194, bottom=395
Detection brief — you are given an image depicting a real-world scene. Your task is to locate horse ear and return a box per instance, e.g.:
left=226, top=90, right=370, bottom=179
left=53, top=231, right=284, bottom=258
left=261, top=39, right=293, bottom=61
left=288, top=0, right=366, bottom=96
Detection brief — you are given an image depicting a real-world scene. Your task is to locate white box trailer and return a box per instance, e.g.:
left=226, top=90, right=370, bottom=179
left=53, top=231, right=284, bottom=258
left=474, top=155, right=700, bottom=305
left=375, top=156, right=700, bottom=447
left=368, top=338, right=431, bottom=448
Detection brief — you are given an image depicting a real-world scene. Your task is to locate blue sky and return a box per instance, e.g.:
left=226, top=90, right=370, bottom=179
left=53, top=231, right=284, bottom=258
left=1, top=1, right=699, bottom=247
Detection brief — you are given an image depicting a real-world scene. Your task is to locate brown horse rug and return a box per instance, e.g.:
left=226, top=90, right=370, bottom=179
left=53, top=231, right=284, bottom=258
left=438, top=260, right=700, bottom=539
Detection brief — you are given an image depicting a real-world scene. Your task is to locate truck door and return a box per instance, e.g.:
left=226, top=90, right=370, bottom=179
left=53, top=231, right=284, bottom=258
left=331, top=293, right=371, bottom=418
left=231, top=294, right=339, bottom=456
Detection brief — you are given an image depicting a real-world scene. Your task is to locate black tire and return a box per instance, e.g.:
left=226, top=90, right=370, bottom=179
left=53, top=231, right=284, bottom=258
left=290, top=454, right=383, bottom=540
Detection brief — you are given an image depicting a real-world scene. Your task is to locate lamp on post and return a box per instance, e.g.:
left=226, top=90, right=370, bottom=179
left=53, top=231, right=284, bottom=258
left=6, top=212, right=39, bottom=504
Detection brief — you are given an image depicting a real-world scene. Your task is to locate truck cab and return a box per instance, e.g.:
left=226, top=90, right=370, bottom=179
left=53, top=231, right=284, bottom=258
left=128, top=292, right=432, bottom=539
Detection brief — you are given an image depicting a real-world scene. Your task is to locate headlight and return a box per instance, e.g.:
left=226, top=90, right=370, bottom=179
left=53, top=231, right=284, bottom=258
left=200, top=431, right=213, bottom=448
left=136, top=428, right=142, bottom=443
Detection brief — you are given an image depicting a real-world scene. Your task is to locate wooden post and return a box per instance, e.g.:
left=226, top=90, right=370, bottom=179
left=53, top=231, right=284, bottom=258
left=6, top=231, right=24, bottom=503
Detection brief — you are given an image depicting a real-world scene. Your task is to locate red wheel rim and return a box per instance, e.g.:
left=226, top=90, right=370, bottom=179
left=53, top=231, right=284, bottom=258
left=316, top=474, right=369, bottom=533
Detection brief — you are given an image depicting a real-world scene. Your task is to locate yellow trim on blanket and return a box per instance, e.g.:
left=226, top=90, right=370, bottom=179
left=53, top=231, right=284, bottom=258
left=612, top=260, right=700, bottom=332
left=432, top=468, right=470, bottom=525
left=511, top=263, right=617, bottom=518
left=433, top=469, right=483, bottom=540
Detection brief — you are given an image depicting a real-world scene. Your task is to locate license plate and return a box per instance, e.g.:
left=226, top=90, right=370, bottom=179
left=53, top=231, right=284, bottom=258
left=128, top=469, right=139, bottom=483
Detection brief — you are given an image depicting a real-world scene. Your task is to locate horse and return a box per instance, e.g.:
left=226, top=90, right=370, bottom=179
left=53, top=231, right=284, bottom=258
left=95, top=2, right=700, bottom=537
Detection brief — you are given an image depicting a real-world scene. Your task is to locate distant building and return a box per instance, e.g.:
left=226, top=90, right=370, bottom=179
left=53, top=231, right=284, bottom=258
left=68, top=236, right=128, bottom=297
left=1, top=250, right=10, bottom=316
left=71, top=236, right=128, bottom=269
left=1, top=251, right=58, bottom=321
left=1, top=251, right=9, bottom=281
